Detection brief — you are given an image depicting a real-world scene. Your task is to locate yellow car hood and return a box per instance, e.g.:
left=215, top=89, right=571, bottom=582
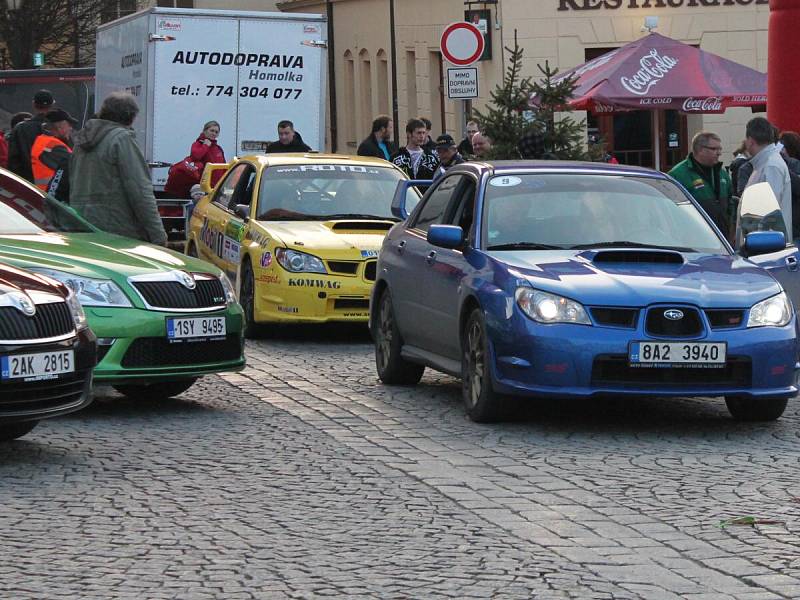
left=260, top=220, right=394, bottom=255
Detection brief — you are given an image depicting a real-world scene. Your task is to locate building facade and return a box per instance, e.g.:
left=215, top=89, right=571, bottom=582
left=279, top=0, right=770, bottom=170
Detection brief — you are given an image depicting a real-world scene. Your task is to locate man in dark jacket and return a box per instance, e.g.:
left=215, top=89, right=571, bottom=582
left=457, top=120, right=479, bottom=157
left=7, top=90, right=54, bottom=182
left=357, top=115, right=397, bottom=160
left=391, top=118, right=439, bottom=181
left=432, top=134, right=464, bottom=182
left=668, top=131, right=733, bottom=239
left=70, top=92, right=167, bottom=246
left=264, top=120, right=312, bottom=153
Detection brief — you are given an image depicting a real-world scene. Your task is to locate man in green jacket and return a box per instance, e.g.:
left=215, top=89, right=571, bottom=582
left=669, top=131, right=734, bottom=241
left=70, top=92, right=167, bottom=246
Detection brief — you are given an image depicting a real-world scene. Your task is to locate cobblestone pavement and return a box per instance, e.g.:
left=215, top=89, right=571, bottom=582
left=1, top=325, right=800, bottom=599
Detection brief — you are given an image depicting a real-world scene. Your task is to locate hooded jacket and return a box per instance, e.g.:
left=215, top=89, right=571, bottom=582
left=69, top=119, right=167, bottom=245
left=746, top=143, right=793, bottom=238
left=264, top=131, right=312, bottom=153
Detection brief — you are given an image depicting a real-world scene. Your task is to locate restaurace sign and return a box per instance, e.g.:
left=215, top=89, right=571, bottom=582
left=558, top=0, right=767, bottom=9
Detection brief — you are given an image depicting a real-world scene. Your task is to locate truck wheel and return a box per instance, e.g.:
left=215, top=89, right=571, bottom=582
left=462, top=308, right=504, bottom=423
left=725, top=396, right=788, bottom=421
left=113, top=378, right=198, bottom=400
left=0, top=421, right=38, bottom=442
left=374, top=289, right=424, bottom=384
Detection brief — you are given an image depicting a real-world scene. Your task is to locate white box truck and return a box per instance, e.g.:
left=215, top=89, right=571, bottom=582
left=96, top=7, right=327, bottom=192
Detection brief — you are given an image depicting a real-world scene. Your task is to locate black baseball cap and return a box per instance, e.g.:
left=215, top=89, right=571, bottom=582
left=45, top=109, right=78, bottom=126
left=435, top=134, right=456, bottom=150
left=33, top=90, right=55, bottom=108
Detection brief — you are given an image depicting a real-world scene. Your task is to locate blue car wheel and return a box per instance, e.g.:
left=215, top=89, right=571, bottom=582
left=725, top=396, right=788, bottom=421
left=462, top=308, right=505, bottom=423
left=374, top=289, right=425, bottom=385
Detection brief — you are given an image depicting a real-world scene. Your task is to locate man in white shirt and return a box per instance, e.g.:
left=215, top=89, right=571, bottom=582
left=745, top=117, right=793, bottom=238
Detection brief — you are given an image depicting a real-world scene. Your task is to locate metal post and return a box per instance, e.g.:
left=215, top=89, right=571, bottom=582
left=326, top=0, right=338, bottom=152
left=389, top=0, right=400, bottom=147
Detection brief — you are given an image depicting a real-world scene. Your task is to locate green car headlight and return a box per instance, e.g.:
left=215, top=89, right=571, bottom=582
left=65, top=290, right=89, bottom=330
left=274, top=248, right=327, bottom=274
left=219, top=273, right=238, bottom=305
left=747, top=291, right=793, bottom=328
left=30, top=268, right=132, bottom=308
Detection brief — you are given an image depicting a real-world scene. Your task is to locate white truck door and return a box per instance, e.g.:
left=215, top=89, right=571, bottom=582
left=151, top=15, right=240, bottom=187
left=236, top=19, right=326, bottom=155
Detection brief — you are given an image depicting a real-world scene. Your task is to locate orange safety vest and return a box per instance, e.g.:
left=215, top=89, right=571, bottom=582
left=31, top=135, right=70, bottom=191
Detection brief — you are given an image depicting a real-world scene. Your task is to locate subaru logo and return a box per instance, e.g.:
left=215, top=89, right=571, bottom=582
left=664, top=309, right=684, bottom=321
left=7, top=291, right=36, bottom=317
left=177, top=271, right=196, bottom=290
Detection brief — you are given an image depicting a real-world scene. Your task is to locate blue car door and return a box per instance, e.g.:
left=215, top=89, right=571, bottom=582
left=419, top=176, right=478, bottom=360
left=746, top=245, right=800, bottom=309
left=387, top=176, right=464, bottom=349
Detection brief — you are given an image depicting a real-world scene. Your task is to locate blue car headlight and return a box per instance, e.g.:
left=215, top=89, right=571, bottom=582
left=515, top=287, right=591, bottom=325
left=275, top=248, right=327, bottom=274
left=29, top=268, right=132, bottom=308
left=747, top=291, right=792, bottom=328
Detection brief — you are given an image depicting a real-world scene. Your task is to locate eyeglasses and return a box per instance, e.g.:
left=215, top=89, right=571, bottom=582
left=702, top=145, right=723, bottom=152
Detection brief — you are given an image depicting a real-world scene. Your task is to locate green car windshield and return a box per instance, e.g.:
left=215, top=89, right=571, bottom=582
left=0, top=173, right=95, bottom=234
left=256, top=164, right=418, bottom=221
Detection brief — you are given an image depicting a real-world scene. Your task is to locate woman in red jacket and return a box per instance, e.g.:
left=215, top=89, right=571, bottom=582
left=191, top=121, right=226, bottom=186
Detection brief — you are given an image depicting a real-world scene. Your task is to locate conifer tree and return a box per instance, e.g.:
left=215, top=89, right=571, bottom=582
left=474, top=35, right=602, bottom=161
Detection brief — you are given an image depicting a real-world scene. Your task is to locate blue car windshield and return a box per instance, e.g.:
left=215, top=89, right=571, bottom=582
left=483, top=173, right=729, bottom=254
left=255, top=164, right=417, bottom=221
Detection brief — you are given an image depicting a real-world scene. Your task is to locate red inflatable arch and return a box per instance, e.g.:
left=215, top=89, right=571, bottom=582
left=768, top=0, right=800, bottom=133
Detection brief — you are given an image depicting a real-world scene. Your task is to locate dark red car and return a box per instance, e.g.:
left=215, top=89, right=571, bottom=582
left=0, top=263, right=96, bottom=441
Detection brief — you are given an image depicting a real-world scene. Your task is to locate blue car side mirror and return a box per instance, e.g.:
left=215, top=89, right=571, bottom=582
left=428, top=224, right=465, bottom=249
left=744, top=230, right=786, bottom=256
left=391, top=179, right=430, bottom=220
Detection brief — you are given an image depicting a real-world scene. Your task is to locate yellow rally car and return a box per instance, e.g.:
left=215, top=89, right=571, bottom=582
left=186, top=154, right=418, bottom=332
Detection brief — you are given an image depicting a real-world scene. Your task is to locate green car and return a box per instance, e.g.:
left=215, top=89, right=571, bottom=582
left=0, top=167, right=245, bottom=399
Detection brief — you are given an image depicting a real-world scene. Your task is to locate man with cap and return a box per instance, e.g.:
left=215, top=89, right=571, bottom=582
left=31, top=109, right=77, bottom=199
left=432, top=134, right=465, bottom=183
left=7, top=90, right=55, bottom=182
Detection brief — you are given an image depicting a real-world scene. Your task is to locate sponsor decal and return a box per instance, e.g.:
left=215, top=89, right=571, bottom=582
left=691, top=178, right=705, bottom=190
left=733, top=94, right=767, bottom=103
left=303, top=24, right=320, bottom=33
left=157, top=19, right=182, bottom=32
left=288, top=278, right=342, bottom=289
left=121, top=52, right=142, bottom=69
left=257, top=274, right=280, bottom=284
left=225, top=221, right=245, bottom=242
left=558, top=0, right=768, bottom=10
left=260, top=251, right=273, bottom=268
left=275, top=165, right=381, bottom=174
left=619, top=49, right=678, bottom=96
left=361, top=250, right=379, bottom=258
left=277, top=306, right=300, bottom=313
left=247, top=231, right=271, bottom=247
left=682, top=96, right=723, bottom=112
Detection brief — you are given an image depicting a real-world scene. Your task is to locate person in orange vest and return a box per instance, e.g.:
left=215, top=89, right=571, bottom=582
left=31, top=109, right=77, bottom=197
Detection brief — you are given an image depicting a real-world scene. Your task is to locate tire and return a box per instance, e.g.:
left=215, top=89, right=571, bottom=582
left=113, top=378, right=198, bottom=401
left=725, top=396, right=788, bottom=421
left=0, top=420, right=38, bottom=442
left=240, top=260, right=264, bottom=339
left=462, top=308, right=504, bottom=423
left=374, top=289, right=424, bottom=385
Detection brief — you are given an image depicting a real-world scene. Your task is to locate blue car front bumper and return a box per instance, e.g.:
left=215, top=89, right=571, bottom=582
left=489, top=314, right=799, bottom=400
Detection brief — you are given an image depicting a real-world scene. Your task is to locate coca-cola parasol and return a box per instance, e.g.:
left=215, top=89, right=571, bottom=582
left=534, top=33, right=766, bottom=115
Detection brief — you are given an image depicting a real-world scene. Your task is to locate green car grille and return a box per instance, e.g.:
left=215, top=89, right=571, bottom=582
left=131, top=279, right=226, bottom=310
left=121, top=334, right=242, bottom=368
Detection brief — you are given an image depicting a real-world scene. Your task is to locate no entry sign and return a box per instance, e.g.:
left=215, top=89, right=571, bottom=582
left=440, top=22, right=485, bottom=67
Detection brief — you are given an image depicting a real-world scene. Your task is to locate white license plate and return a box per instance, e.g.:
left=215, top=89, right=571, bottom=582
left=1, top=350, right=75, bottom=381
left=629, top=341, right=726, bottom=365
left=167, top=316, right=226, bottom=340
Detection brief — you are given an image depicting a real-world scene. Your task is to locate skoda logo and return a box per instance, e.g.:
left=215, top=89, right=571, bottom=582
left=177, top=271, right=196, bottom=290
left=7, top=291, right=36, bottom=317
left=664, top=309, right=684, bottom=321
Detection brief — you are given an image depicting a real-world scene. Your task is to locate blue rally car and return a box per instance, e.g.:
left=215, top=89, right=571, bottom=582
left=370, top=162, right=800, bottom=423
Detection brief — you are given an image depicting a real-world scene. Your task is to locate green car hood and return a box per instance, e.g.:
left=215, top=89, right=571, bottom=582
left=0, top=231, right=221, bottom=286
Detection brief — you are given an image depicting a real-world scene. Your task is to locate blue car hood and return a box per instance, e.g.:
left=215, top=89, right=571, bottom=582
left=494, top=251, right=781, bottom=308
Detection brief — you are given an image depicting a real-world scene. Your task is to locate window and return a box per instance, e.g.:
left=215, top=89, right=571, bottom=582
left=157, top=0, right=194, bottom=7
left=101, top=0, right=138, bottom=24
left=213, top=163, right=252, bottom=212
left=449, top=178, right=477, bottom=236
left=411, top=175, right=463, bottom=233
